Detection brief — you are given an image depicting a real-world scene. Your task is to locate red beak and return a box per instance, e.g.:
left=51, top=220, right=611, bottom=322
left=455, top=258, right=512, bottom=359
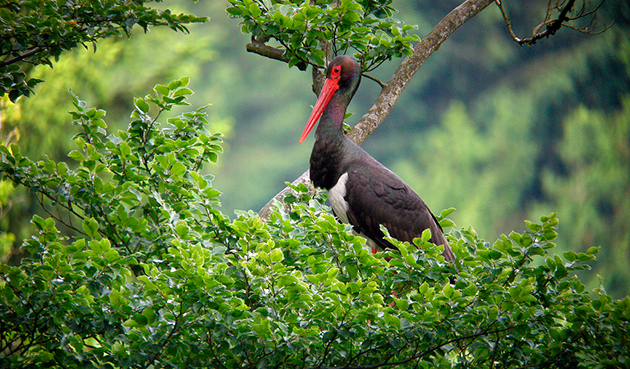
left=299, top=77, right=340, bottom=143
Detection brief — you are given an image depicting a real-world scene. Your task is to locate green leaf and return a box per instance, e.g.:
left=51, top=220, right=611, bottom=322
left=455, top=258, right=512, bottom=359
left=269, top=248, right=284, bottom=263
left=175, top=222, right=189, bottom=238
left=82, top=217, right=99, bottom=239
left=168, top=79, right=182, bottom=90
left=109, top=289, right=124, bottom=308
left=120, top=141, right=131, bottom=157
left=421, top=228, right=432, bottom=243
left=138, top=275, right=158, bottom=290
left=173, top=87, right=193, bottom=97
left=68, top=150, right=84, bottom=161
left=170, top=162, right=186, bottom=176
left=134, top=97, right=150, bottom=113
left=443, top=283, right=454, bottom=299
left=155, top=84, right=169, bottom=95
left=249, top=3, right=262, bottom=17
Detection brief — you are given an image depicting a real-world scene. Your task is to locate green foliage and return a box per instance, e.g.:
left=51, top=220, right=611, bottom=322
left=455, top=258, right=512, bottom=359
left=1, top=77, right=224, bottom=261
left=227, top=0, right=420, bottom=70
left=6, top=1, right=627, bottom=300
left=0, top=0, right=207, bottom=101
left=1, top=82, right=628, bottom=368
left=0, top=2, right=218, bottom=257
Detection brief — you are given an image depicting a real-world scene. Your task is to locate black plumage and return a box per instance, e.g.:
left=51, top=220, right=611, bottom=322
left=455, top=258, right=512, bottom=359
left=300, top=55, right=456, bottom=264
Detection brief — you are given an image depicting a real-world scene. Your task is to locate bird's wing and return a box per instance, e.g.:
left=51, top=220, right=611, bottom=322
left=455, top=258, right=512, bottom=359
left=343, top=165, right=456, bottom=263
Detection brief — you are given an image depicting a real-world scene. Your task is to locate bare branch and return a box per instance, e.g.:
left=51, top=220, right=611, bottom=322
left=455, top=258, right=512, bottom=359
left=496, top=0, right=610, bottom=46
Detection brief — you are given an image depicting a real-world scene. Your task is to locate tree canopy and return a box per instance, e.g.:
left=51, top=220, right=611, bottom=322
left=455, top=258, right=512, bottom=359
left=1, top=82, right=628, bottom=367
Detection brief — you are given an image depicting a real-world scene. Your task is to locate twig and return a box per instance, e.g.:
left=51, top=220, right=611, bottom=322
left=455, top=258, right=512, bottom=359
left=362, top=73, right=386, bottom=89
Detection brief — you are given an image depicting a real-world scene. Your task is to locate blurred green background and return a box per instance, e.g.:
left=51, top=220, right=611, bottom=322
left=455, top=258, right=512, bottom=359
left=2, top=0, right=629, bottom=297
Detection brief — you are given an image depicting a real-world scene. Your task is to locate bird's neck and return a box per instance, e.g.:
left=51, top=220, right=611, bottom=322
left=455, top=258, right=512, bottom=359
left=310, top=99, right=348, bottom=190
left=319, top=98, right=346, bottom=130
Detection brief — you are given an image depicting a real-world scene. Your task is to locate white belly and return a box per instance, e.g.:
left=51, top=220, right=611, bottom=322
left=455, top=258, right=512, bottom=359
left=329, top=172, right=349, bottom=224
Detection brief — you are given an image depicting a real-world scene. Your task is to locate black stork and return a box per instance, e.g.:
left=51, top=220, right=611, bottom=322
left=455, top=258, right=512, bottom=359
left=299, top=55, right=457, bottom=265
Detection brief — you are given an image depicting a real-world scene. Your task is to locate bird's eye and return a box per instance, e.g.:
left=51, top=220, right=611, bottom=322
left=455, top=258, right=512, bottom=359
left=331, top=66, right=341, bottom=78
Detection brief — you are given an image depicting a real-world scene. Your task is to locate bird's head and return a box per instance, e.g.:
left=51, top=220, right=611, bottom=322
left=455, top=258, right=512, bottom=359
left=299, top=56, right=362, bottom=143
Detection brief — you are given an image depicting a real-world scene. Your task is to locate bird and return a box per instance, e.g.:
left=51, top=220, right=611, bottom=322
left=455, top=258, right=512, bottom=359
left=299, top=55, right=457, bottom=265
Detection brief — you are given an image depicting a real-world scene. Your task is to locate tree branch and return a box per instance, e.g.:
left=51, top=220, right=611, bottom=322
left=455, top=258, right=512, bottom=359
left=0, top=47, right=42, bottom=68
left=246, top=38, right=308, bottom=71
left=496, top=0, right=608, bottom=46
left=259, top=170, right=313, bottom=220
left=259, top=0, right=495, bottom=220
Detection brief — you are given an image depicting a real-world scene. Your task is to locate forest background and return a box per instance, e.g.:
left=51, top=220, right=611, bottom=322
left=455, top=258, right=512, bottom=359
left=1, top=0, right=629, bottom=299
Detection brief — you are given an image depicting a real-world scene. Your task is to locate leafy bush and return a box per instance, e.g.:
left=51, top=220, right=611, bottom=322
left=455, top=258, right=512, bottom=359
left=227, top=0, right=419, bottom=70
left=0, top=81, right=628, bottom=368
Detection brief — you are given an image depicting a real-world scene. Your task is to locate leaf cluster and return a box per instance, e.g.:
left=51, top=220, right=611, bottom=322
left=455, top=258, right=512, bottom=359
left=0, top=0, right=207, bottom=101
left=227, top=0, right=420, bottom=71
left=0, top=81, right=628, bottom=368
